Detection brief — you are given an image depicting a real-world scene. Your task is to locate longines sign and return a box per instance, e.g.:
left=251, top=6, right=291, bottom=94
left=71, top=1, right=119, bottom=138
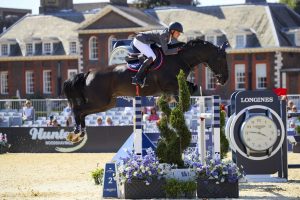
left=240, top=97, right=273, bottom=103
left=2, top=126, right=132, bottom=153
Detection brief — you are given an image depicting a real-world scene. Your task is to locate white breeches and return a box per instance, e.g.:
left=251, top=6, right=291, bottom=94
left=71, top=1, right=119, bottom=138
left=133, top=38, right=157, bottom=61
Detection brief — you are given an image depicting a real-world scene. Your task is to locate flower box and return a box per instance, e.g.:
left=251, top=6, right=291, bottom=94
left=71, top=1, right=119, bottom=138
left=124, top=178, right=166, bottom=199
left=197, top=178, right=239, bottom=198
left=292, top=136, right=300, bottom=153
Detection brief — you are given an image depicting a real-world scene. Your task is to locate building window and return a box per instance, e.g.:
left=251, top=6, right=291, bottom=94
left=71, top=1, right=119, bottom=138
left=108, top=36, right=116, bottom=58
left=295, top=31, right=300, bottom=46
left=256, top=63, right=267, bottom=89
left=205, top=67, right=216, bottom=90
left=235, top=64, right=246, bottom=90
left=89, top=36, right=98, bottom=60
left=0, top=71, right=8, bottom=94
left=69, top=42, right=77, bottom=54
left=206, top=35, right=216, bottom=45
left=43, top=43, right=52, bottom=55
left=67, top=69, right=77, bottom=79
left=26, top=43, right=34, bottom=55
left=1, top=44, right=9, bottom=56
left=236, top=35, right=246, bottom=48
left=25, top=71, right=34, bottom=94
left=43, top=70, right=52, bottom=94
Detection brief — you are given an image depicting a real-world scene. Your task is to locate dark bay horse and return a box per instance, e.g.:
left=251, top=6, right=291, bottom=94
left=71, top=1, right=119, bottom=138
left=63, top=39, right=229, bottom=142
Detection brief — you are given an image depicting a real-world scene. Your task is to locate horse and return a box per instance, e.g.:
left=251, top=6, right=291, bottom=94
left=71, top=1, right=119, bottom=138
left=63, top=39, right=229, bottom=142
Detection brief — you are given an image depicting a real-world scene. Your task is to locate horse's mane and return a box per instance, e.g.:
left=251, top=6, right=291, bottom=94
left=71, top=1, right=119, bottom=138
left=182, top=39, right=217, bottom=49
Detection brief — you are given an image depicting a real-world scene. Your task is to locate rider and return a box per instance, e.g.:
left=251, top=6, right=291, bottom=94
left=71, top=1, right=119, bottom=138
left=132, top=22, right=183, bottom=87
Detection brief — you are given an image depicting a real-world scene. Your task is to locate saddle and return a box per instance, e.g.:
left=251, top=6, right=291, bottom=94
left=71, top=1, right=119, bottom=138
left=115, top=42, right=163, bottom=72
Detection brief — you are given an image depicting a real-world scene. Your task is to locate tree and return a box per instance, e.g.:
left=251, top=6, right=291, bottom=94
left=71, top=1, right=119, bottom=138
left=133, top=0, right=170, bottom=9
left=280, top=0, right=300, bottom=14
left=156, top=70, right=191, bottom=167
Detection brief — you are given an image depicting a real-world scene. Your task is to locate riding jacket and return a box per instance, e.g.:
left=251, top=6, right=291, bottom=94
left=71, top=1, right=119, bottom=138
left=135, top=28, right=178, bottom=55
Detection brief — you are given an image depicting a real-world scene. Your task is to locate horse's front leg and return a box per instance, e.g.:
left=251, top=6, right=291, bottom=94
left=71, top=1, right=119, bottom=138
left=66, top=111, right=84, bottom=143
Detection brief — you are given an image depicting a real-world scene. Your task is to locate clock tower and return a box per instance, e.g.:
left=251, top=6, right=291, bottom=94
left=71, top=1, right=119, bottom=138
left=39, top=0, right=73, bottom=14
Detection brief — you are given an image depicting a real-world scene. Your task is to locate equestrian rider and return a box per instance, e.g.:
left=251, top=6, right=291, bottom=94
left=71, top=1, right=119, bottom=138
left=132, top=22, right=183, bottom=87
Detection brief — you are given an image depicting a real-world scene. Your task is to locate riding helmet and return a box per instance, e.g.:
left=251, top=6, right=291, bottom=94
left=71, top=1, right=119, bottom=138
left=168, top=22, right=183, bottom=33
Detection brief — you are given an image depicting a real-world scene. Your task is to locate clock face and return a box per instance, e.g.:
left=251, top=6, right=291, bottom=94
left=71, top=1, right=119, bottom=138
left=109, top=47, right=129, bottom=65
left=241, top=115, right=278, bottom=151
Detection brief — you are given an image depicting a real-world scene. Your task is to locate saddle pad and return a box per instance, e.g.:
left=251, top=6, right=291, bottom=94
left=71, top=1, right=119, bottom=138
left=127, top=48, right=163, bottom=72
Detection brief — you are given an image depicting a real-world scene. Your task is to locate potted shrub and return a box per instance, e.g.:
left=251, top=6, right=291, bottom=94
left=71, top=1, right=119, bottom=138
left=91, top=167, right=104, bottom=185
left=156, top=69, right=191, bottom=167
left=164, top=178, right=197, bottom=199
left=293, top=125, right=300, bottom=153
left=0, top=133, right=10, bottom=154
left=117, top=148, right=171, bottom=199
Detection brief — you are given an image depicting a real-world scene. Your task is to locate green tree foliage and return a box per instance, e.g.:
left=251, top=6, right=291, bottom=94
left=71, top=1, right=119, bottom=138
left=156, top=70, right=191, bottom=167
left=220, top=109, right=229, bottom=159
left=133, top=0, right=170, bottom=9
left=280, top=0, right=300, bottom=14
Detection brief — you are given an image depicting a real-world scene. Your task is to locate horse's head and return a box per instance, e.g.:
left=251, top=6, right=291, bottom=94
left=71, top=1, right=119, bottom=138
left=207, top=41, right=229, bottom=85
left=181, top=39, right=229, bottom=85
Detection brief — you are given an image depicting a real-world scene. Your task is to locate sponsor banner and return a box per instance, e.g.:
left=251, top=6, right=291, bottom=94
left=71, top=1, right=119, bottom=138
left=1, top=126, right=132, bottom=153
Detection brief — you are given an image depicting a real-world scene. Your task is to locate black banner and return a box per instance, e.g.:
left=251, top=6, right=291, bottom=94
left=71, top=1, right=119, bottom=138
left=0, top=126, right=133, bottom=153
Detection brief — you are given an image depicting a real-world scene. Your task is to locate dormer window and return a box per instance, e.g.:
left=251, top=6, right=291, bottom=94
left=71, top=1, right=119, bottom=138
left=26, top=43, right=34, bottom=55
left=1, top=44, right=9, bottom=56
left=236, top=35, right=246, bottom=48
left=69, top=41, right=77, bottom=54
left=43, top=42, right=52, bottom=55
left=295, top=31, right=300, bottom=46
left=206, top=35, right=216, bottom=45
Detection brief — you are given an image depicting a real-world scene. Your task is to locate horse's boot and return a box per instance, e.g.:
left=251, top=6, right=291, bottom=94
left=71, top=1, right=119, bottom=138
left=132, top=57, right=153, bottom=88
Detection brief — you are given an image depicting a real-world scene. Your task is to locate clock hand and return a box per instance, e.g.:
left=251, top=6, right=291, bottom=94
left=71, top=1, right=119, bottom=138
left=249, top=131, right=267, bottom=137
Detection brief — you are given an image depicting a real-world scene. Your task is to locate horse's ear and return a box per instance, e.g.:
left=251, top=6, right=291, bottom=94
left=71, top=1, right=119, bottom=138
left=220, top=41, right=230, bottom=51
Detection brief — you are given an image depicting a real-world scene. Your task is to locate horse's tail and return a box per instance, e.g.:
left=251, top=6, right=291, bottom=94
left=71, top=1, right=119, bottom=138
left=63, top=72, right=89, bottom=107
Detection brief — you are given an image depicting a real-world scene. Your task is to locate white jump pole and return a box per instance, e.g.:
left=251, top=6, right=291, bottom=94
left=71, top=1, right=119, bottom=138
left=212, top=95, right=221, bottom=159
left=197, top=96, right=206, bottom=164
left=133, top=96, right=142, bottom=155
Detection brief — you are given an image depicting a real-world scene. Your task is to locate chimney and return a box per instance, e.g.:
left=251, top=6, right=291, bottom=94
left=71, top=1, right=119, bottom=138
left=39, top=0, right=74, bottom=14
left=110, top=0, right=127, bottom=6
left=245, top=0, right=267, bottom=4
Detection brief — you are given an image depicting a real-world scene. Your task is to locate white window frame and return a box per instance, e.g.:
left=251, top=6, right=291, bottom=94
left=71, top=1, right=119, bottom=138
left=67, top=69, right=78, bottom=79
left=43, top=70, right=52, bottom=94
left=89, top=36, right=98, bottom=60
left=235, top=64, right=246, bottom=90
left=25, top=71, right=34, bottom=94
left=0, top=44, right=10, bottom=56
left=0, top=71, right=8, bottom=94
left=26, top=43, right=35, bottom=56
left=205, top=35, right=217, bottom=45
left=205, top=67, right=216, bottom=90
left=108, top=35, right=116, bottom=59
left=236, top=34, right=246, bottom=48
left=69, top=41, right=77, bottom=54
left=256, top=63, right=267, bottom=89
left=295, top=31, right=300, bottom=46
left=43, top=42, right=52, bottom=55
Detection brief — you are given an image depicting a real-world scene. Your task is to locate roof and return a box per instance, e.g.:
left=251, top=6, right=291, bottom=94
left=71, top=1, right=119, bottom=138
left=0, top=12, right=95, bottom=56
left=146, top=3, right=300, bottom=48
left=78, top=5, right=162, bottom=31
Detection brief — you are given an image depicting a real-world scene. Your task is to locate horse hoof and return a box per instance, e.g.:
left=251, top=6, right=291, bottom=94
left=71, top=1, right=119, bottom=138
left=66, top=132, right=76, bottom=142
left=71, top=134, right=84, bottom=144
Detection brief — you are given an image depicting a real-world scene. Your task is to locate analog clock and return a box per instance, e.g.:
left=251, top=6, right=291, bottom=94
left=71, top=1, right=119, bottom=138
left=109, top=46, right=129, bottom=65
left=240, top=115, right=278, bottom=152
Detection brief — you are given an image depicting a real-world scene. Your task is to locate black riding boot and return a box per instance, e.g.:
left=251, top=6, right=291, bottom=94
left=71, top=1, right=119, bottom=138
left=132, top=57, right=153, bottom=88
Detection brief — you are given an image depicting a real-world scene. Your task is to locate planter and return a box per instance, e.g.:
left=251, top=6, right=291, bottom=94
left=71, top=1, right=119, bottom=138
left=124, top=178, right=166, bottom=199
left=293, top=136, right=300, bottom=153
left=197, top=178, right=239, bottom=198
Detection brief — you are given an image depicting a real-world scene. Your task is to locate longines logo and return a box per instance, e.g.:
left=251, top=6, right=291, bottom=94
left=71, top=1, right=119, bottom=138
left=241, top=97, right=273, bottom=103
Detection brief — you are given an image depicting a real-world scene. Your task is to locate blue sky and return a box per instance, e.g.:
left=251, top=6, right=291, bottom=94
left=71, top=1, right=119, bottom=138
left=0, top=0, right=279, bottom=14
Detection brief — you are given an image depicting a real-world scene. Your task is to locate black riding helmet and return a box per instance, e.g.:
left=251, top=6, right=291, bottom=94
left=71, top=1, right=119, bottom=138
left=168, top=22, right=183, bottom=33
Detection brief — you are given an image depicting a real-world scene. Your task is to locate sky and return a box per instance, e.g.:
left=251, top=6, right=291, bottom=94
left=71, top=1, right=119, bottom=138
left=0, top=0, right=279, bottom=14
